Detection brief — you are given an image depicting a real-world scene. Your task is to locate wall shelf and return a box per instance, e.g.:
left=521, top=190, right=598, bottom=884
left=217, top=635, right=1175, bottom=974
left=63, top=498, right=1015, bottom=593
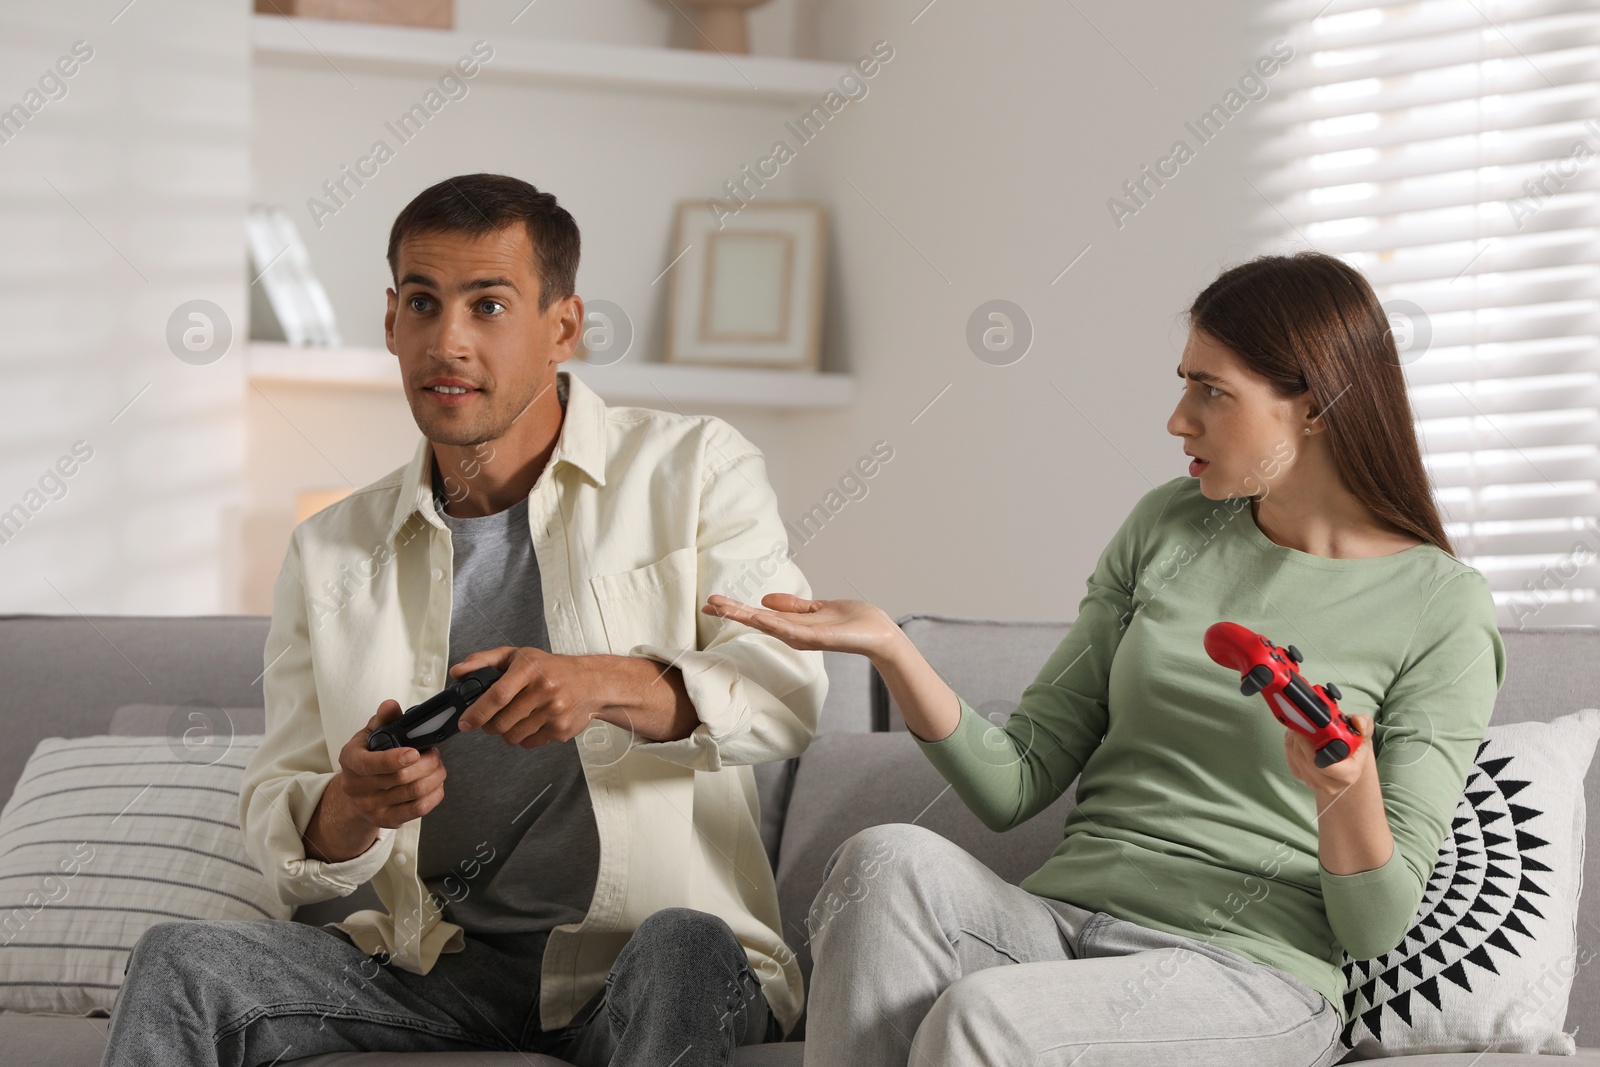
left=251, top=15, right=849, bottom=102
left=246, top=342, right=854, bottom=409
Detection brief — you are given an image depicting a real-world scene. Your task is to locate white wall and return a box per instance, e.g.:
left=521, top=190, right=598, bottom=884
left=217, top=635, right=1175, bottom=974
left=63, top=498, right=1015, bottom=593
left=244, top=9, right=826, bottom=610
left=244, top=1, right=1287, bottom=623
left=770, top=0, right=1284, bottom=621
left=1, top=0, right=1286, bottom=619
left=0, top=0, right=250, bottom=614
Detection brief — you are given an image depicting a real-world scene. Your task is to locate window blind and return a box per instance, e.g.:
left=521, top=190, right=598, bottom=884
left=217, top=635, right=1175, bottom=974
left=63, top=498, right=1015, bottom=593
left=1257, top=0, right=1600, bottom=628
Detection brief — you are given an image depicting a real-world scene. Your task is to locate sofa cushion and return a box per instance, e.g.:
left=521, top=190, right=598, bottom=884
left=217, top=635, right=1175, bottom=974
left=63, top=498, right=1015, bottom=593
left=0, top=615, right=273, bottom=810
left=0, top=735, right=290, bottom=1014
left=817, top=650, right=873, bottom=736
left=0, top=1015, right=807, bottom=1066
left=287, top=1045, right=803, bottom=1066
left=13, top=1015, right=1600, bottom=1067
left=108, top=703, right=265, bottom=741
left=751, top=651, right=875, bottom=872
left=1339, top=710, right=1600, bottom=1058
left=774, top=731, right=1077, bottom=1014
left=1491, top=628, right=1600, bottom=1042
left=882, top=615, right=1072, bottom=731
left=99, top=702, right=391, bottom=928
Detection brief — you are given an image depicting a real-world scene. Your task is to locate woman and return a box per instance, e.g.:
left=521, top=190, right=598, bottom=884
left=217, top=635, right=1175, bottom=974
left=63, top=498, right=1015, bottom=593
left=703, top=252, right=1507, bottom=1066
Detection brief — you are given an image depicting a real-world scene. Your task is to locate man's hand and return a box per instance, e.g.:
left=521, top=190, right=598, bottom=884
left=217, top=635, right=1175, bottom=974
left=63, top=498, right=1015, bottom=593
left=450, top=647, right=699, bottom=748
left=302, top=700, right=447, bottom=864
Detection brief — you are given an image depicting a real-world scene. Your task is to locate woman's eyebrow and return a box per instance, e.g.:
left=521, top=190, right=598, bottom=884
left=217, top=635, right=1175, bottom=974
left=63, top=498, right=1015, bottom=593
left=1176, top=365, right=1228, bottom=385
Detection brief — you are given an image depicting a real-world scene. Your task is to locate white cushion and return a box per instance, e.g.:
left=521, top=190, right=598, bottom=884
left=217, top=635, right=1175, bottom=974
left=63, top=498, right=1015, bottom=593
left=1339, top=708, right=1600, bottom=1057
left=0, top=735, right=288, bottom=1014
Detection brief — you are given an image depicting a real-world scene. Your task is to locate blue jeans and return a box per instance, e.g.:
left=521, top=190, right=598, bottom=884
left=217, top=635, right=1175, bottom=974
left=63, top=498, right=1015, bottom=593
left=101, top=906, right=780, bottom=1066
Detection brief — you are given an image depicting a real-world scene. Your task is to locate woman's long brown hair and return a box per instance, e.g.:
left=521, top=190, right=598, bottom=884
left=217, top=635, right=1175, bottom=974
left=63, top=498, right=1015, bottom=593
left=1187, top=251, right=1455, bottom=557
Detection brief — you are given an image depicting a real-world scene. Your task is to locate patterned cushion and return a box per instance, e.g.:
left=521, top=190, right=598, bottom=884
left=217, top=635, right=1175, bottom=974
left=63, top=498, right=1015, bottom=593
left=1339, top=709, right=1600, bottom=1057
left=0, top=735, right=288, bottom=1015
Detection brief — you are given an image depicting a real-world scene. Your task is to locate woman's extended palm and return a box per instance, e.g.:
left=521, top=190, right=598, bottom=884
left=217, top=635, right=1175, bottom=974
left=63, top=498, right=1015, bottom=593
left=702, top=592, right=896, bottom=658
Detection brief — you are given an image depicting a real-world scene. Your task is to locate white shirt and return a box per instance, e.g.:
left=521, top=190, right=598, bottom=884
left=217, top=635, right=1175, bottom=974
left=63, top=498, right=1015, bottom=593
left=240, top=369, right=826, bottom=1034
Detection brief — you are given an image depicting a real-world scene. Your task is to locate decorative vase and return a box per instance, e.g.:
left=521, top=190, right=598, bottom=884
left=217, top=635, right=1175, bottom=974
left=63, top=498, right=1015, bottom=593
left=677, top=0, right=772, bottom=55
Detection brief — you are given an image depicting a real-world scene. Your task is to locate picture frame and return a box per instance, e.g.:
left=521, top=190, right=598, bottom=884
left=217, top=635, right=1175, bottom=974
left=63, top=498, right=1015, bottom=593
left=664, top=200, right=825, bottom=371
left=246, top=204, right=342, bottom=347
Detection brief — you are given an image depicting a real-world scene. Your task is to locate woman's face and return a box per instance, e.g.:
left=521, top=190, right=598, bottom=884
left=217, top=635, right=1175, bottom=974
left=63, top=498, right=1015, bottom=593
left=1167, top=326, right=1307, bottom=500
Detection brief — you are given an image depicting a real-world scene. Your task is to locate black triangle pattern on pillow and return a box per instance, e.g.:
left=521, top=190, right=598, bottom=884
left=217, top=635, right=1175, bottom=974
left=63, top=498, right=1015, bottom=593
left=1336, top=738, right=1548, bottom=1053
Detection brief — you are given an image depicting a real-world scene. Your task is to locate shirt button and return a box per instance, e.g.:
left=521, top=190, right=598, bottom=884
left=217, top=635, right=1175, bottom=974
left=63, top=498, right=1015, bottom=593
left=422, top=673, right=433, bottom=685
left=431, top=568, right=443, bottom=581
left=395, top=852, right=408, bottom=865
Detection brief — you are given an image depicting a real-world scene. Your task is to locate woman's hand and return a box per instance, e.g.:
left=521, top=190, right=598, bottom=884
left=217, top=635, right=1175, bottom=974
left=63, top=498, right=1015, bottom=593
left=702, top=592, right=901, bottom=660
left=1284, top=713, right=1395, bottom=876
left=1282, top=713, right=1376, bottom=801
left=705, top=592, right=962, bottom=742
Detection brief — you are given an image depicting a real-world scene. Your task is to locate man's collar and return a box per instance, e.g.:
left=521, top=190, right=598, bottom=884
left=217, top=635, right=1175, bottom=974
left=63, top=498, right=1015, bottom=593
left=383, top=369, right=607, bottom=545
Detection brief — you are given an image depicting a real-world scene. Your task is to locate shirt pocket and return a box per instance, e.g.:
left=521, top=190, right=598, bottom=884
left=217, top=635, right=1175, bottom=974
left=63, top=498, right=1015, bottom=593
left=588, top=546, right=699, bottom=656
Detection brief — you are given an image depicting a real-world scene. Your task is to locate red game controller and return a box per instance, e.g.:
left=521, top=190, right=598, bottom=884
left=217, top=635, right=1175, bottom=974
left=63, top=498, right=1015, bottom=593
left=1203, top=621, right=1363, bottom=767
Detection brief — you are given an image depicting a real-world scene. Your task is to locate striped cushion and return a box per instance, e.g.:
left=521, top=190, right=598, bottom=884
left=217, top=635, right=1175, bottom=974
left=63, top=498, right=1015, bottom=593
left=0, top=735, right=289, bottom=1014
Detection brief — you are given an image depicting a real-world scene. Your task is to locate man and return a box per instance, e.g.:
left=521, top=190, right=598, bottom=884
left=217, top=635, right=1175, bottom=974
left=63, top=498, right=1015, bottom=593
left=100, top=173, right=826, bottom=1066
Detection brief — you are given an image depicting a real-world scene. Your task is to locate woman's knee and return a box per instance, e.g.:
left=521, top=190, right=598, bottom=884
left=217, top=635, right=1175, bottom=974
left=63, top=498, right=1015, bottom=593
left=806, top=823, right=950, bottom=946
left=819, top=822, right=944, bottom=888
left=913, top=968, right=1021, bottom=1056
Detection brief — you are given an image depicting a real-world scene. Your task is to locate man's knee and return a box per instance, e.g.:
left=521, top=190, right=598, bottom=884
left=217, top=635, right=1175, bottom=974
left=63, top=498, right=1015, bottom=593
left=126, top=920, right=283, bottom=983
left=127, top=920, right=209, bottom=978
left=621, top=908, right=742, bottom=974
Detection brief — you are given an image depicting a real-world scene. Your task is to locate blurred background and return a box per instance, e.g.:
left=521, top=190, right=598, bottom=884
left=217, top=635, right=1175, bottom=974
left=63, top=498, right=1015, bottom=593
left=2, top=0, right=1596, bottom=627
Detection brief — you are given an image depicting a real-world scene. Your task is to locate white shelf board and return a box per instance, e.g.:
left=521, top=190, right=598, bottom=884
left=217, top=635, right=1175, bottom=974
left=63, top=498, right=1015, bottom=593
left=247, top=342, right=854, bottom=409
left=251, top=15, right=849, bottom=102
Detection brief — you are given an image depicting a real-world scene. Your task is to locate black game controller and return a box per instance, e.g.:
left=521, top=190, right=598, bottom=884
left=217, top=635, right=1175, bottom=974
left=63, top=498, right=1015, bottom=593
left=366, top=666, right=505, bottom=751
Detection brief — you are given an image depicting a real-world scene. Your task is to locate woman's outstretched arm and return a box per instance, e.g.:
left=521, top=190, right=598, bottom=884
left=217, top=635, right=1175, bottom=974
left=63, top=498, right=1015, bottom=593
left=703, top=591, right=1095, bottom=829
left=704, top=483, right=1176, bottom=832
left=698, top=593, right=963, bottom=742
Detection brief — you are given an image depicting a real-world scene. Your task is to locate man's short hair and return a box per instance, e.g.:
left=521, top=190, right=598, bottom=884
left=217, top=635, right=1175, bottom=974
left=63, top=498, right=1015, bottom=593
left=386, top=173, right=580, bottom=312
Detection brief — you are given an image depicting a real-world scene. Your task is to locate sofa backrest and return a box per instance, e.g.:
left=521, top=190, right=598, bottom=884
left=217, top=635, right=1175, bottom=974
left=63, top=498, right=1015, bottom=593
left=9, top=613, right=1600, bottom=1040
left=839, top=616, right=1600, bottom=1042
left=0, top=615, right=878, bottom=805
left=0, top=614, right=879, bottom=929
left=0, top=614, right=274, bottom=804
left=877, top=614, right=1078, bottom=731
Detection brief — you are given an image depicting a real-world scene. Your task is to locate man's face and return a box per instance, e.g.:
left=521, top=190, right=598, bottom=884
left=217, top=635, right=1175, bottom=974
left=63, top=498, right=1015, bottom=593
left=384, top=223, right=579, bottom=448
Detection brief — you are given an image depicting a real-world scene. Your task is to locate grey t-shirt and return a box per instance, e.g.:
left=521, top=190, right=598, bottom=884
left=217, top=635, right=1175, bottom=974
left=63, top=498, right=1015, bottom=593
left=415, top=440, right=602, bottom=938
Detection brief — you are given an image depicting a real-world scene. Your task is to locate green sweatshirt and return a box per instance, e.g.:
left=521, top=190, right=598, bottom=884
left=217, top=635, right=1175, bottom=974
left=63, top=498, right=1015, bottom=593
left=914, top=475, right=1506, bottom=1022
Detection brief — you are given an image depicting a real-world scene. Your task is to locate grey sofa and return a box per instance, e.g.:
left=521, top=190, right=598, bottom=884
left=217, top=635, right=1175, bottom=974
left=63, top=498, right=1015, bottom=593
left=0, top=612, right=1596, bottom=1065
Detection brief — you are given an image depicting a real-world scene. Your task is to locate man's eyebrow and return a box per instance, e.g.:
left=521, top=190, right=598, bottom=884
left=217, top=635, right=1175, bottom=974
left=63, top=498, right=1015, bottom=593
left=397, top=272, right=521, bottom=295
left=1176, top=365, right=1228, bottom=386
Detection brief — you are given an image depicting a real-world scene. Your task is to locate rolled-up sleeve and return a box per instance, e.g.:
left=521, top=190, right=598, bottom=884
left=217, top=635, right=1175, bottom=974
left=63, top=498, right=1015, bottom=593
left=632, top=424, right=826, bottom=772
left=240, top=526, right=397, bottom=905
left=1321, top=569, right=1506, bottom=959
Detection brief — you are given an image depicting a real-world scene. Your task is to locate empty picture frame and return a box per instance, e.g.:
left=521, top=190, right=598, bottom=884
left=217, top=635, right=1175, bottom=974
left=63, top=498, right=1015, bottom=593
left=665, top=201, right=825, bottom=371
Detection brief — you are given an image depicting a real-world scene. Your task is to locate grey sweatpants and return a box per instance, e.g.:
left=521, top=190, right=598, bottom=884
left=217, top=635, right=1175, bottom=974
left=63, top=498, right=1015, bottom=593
left=801, top=823, right=1345, bottom=1067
